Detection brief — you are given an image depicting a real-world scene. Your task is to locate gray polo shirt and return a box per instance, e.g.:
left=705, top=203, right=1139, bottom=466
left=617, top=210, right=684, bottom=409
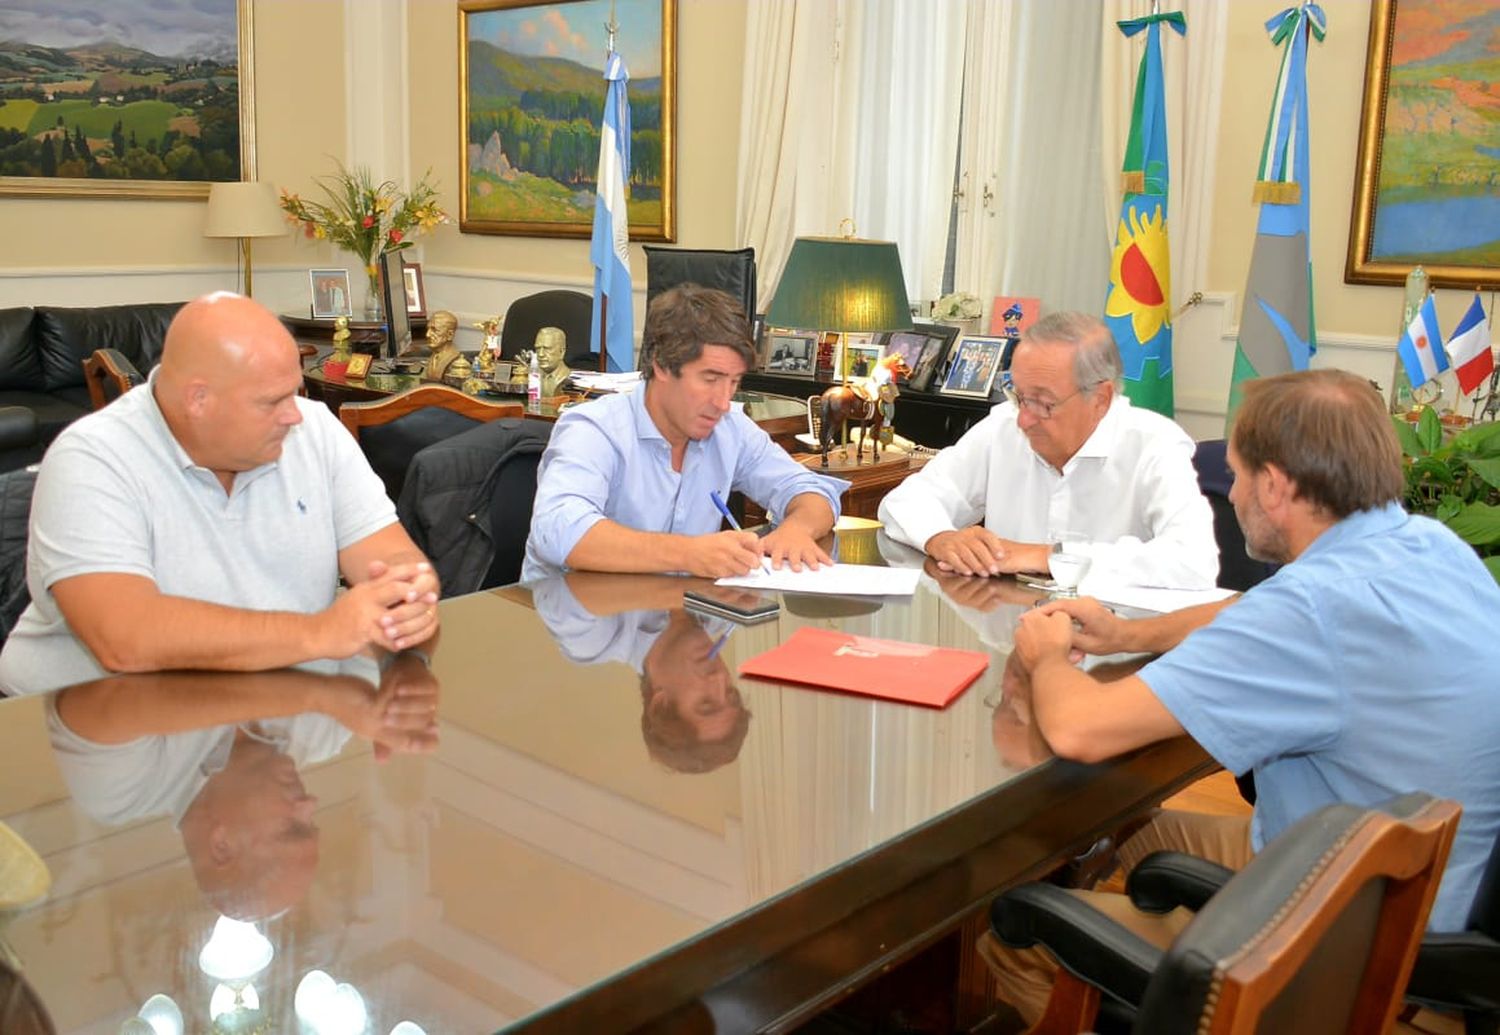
left=0, top=374, right=395, bottom=695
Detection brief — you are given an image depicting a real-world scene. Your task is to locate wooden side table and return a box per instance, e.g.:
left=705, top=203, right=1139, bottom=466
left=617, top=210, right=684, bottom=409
left=741, top=451, right=929, bottom=524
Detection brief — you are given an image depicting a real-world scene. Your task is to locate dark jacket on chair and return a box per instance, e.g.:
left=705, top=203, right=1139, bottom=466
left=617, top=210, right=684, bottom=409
left=397, top=418, right=554, bottom=596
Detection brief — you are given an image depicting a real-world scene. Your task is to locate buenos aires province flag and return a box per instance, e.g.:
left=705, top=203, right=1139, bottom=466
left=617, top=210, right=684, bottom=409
left=1397, top=295, right=1448, bottom=389
left=1447, top=294, right=1493, bottom=396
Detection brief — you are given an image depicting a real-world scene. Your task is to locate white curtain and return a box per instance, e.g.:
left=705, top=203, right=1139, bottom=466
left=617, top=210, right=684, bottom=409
left=739, top=2, right=1227, bottom=322
left=736, top=0, right=841, bottom=303
left=737, top=0, right=966, bottom=304
left=955, top=0, right=1110, bottom=319
left=1100, top=1, right=1229, bottom=311
left=839, top=0, right=966, bottom=302
left=951, top=1, right=1018, bottom=318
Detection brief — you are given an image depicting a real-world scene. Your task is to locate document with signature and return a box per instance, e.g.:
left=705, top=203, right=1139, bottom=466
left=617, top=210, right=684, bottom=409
left=739, top=627, right=987, bottom=707
left=716, top=562, right=920, bottom=596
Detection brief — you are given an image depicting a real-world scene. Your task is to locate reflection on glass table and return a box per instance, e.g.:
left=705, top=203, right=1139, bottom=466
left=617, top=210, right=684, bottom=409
left=0, top=563, right=1209, bottom=1034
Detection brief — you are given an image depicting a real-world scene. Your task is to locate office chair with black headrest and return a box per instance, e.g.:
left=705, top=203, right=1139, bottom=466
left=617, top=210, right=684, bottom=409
left=498, top=290, right=596, bottom=371
left=988, top=792, right=1461, bottom=1035
left=644, top=246, right=757, bottom=322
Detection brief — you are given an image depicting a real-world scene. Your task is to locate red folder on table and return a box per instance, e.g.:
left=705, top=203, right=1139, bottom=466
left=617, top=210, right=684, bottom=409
left=738, top=627, right=988, bottom=708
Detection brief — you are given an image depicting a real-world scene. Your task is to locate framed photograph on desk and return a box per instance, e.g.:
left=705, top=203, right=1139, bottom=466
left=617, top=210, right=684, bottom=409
left=882, top=322, right=957, bottom=393
left=402, top=262, right=426, bottom=318
left=309, top=268, right=352, bottom=319
left=940, top=335, right=1006, bottom=398
left=840, top=338, right=881, bottom=381
left=762, top=332, right=817, bottom=376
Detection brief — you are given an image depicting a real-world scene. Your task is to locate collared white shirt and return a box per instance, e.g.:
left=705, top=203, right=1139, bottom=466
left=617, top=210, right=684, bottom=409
left=877, top=396, right=1217, bottom=589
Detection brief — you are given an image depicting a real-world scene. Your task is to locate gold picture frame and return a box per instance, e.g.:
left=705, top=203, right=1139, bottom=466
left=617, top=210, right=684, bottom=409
left=344, top=354, right=373, bottom=380
left=1346, top=0, right=1500, bottom=288
left=0, top=0, right=257, bottom=199
left=458, top=0, right=676, bottom=240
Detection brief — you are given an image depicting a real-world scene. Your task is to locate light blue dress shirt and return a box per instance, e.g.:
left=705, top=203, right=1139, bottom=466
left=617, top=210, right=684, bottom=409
left=1140, top=503, right=1500, bottom=931
left=522, top=388, right=847, bottom=581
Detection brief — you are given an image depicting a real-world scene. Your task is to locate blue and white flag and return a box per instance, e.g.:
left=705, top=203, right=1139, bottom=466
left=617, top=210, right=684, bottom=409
left=1226, top=3, right=1326, bottom=428
left=590, top=50, right=633, bottom=373
left=1397, top=295, right=1448, bottom=389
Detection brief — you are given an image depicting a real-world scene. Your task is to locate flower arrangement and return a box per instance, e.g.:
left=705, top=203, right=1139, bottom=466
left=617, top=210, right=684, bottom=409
left=280, top=163, right=448, bottom=312
left=931, top=291, right=983, bottom=321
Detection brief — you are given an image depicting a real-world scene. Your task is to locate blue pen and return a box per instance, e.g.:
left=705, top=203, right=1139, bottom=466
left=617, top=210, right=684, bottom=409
left=710, top=490, right=742, bottom=531
left=706, top=627, right=732, bottom=660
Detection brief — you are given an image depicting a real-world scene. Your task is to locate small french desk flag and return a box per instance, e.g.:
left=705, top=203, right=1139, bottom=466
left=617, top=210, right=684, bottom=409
left=1397, top=295, right=1448, bottom=389
left=1447, top=294, right=1493, bottom=396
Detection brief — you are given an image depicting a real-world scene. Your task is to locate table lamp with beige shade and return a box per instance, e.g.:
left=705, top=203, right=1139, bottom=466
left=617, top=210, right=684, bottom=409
left=203, top=181, right=287, bottom=298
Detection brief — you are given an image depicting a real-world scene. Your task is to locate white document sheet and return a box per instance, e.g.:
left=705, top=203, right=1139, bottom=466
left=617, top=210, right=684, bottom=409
left=1086, top=581, right=1238, bottom=615
left=716, top=562, right=921, bottom=596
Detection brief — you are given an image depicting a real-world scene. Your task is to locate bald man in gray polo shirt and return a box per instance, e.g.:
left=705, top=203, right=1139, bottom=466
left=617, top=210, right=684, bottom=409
left=0, top=292, right=440, bottom=695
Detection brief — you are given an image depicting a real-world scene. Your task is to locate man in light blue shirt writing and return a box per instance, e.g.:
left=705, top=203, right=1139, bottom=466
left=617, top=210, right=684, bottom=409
left=523, top=285, right=846, bottom=581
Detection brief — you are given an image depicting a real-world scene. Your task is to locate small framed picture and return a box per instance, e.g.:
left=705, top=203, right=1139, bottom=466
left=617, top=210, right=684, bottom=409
left=762, top=332, right=818, bottom=375
left=345, top=353, right=373, bottom=379
left=884, top=322, right=957, bottom=393
left=309, top=268, right=352, bottom=319
left=940, top=335, right=1007, bottom=398
left=402, top=262, right=426, bottom=318
left=841, top=340, right=882, bottom=381
left=880, top=330, right=930, bottom=383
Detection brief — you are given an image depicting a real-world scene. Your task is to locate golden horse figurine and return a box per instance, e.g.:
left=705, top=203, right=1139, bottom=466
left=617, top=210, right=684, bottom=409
left=818, top=353, right=911, bottom=468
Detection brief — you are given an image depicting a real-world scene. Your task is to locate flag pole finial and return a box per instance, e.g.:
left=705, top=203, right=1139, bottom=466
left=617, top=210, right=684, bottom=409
left=605, top=0, right=618, bottom=53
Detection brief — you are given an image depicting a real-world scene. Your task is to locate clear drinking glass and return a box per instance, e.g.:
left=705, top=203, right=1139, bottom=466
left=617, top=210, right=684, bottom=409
left=1047, top=530, right=1091, bottom=599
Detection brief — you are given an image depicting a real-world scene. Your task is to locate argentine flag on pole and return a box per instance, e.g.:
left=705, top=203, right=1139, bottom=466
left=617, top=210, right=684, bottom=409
left=1447, top=294, right=1493, bottom=396
left=590, top=49, right=633, bottom=372
left=1397, top=295, right=1448, bottom=389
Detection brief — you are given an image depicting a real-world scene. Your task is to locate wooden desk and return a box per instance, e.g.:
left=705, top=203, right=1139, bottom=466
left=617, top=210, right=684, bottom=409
left=0, top=562, right=1210, bottom=1034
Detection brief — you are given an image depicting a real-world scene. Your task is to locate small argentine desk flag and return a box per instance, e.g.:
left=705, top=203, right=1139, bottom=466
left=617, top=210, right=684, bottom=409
left=1397, top=295, right=1448, bottom=389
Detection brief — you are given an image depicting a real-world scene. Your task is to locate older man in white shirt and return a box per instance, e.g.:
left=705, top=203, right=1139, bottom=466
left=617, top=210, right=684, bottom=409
left=878, top=312, right=1217, bottom=589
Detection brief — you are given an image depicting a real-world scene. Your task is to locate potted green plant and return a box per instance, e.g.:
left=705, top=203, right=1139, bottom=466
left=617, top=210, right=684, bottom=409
left=1395, top=406, right=1500, bottom=582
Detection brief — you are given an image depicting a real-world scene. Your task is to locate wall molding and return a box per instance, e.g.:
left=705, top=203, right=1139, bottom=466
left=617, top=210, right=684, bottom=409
left=1171, top=290, right=1399, bottom=440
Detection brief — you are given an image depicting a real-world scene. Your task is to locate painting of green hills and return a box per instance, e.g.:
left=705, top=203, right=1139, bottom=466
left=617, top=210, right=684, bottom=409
left=0, top=0, right=244, bottom=193
left=461, top=0, right=674, bottom=239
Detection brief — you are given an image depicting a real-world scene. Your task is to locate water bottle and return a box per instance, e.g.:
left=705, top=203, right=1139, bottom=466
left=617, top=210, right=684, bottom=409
left=527, top=351, right=542, bottom=409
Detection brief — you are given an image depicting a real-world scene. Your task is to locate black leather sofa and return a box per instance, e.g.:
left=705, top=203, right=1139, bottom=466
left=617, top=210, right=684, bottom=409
left=0, top=302, right=183, bottom=470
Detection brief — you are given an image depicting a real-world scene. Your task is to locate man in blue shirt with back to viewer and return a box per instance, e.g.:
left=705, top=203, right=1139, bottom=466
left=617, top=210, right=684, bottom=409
left=986, top=368, right=1500, bottom=1024
left=523, top=284, right=846, bottom=581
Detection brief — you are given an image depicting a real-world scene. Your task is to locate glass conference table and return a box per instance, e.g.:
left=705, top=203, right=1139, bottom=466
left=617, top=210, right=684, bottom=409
left=0, top=547, right=1212, bottom=1034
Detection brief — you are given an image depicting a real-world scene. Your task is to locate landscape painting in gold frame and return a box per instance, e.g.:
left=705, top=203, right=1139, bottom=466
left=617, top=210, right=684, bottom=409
left=458, top=0, right=676, bottom=240
left=1346, top=0, right=1500, bottom=288
left=0, top=0, right=256, bottom=199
